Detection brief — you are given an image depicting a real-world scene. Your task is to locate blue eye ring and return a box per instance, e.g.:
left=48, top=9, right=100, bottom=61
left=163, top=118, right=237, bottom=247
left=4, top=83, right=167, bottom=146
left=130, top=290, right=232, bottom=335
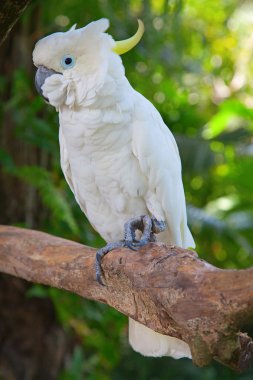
left=60, top=54, right=75, bottom=69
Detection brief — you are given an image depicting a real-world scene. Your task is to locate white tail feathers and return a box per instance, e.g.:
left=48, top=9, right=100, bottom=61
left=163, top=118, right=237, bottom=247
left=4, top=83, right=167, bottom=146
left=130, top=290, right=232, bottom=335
left=129, top=318, right=191, bottom=359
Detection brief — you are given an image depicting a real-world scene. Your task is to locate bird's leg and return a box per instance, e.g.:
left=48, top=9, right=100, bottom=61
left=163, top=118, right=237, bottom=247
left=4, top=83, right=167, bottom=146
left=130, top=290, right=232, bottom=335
left=95, top=215, right=166, bottom=285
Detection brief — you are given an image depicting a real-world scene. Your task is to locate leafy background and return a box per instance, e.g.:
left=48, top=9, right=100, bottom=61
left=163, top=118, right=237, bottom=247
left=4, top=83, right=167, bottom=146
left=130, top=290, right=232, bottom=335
left=1, top=0, right=253, bottom=378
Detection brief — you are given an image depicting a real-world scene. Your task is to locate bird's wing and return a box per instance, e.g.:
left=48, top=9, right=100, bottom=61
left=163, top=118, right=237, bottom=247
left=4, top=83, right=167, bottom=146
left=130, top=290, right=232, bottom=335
left=131, top=93, right=195, bottom=248
left=59, top=127, right=75, bottom=193
left=59, top=127, right=88, bottom=216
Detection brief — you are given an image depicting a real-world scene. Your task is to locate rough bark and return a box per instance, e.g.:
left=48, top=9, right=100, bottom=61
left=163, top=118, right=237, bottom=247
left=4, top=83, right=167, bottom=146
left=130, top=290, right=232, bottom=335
left=0, top=0, right=31, bottom=46
left=1, top=224, right=253, bottom=372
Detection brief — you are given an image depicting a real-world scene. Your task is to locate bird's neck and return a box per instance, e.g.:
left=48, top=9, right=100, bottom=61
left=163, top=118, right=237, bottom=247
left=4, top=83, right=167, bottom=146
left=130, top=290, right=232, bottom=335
left=73, top=61, right=133, bottom=109
left=59, top=70, right=135, bottom=139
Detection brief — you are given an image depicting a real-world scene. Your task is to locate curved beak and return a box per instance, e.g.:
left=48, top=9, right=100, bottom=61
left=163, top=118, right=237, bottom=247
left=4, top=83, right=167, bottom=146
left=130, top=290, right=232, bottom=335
left=35, top=65, right=59, bottom=100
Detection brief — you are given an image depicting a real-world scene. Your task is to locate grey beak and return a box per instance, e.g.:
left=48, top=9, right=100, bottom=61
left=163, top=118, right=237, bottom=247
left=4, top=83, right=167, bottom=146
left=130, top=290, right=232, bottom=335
left=35, top=65, right=59, bottom=100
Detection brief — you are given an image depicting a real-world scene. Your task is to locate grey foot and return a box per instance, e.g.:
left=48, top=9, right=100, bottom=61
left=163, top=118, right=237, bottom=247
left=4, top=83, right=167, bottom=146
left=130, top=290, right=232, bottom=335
left=95, top=215, right=166, bottom=285
left=124, top=215, right=166, bottom=250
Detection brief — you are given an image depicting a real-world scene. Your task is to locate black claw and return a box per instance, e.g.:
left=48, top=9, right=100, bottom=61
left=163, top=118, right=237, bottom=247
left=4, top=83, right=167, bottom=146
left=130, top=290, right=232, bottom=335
left=96, top=272, right=106, bottom=286
left=95, top=241, right=125, bottom=286
left=95, top=249, right=107, bottom=285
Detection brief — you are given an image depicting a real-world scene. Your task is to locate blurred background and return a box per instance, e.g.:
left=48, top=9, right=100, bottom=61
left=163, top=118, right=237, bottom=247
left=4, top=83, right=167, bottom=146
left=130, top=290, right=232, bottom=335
left=1, top=0, right=253, bottom=378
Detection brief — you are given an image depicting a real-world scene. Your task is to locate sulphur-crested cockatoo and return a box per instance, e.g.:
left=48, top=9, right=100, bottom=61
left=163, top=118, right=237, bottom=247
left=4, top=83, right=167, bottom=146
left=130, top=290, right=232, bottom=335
left=33, top=19, right=195, bottom=359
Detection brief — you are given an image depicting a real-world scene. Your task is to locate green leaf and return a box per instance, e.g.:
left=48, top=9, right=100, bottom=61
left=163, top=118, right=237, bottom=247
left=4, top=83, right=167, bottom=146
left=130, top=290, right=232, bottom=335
left=203, top=99, right=253, bottom=139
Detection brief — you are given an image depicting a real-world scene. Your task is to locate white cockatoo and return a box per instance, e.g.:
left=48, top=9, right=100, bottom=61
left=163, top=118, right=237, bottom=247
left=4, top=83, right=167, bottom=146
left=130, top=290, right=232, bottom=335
left=33, top=19, right=195, bottom=359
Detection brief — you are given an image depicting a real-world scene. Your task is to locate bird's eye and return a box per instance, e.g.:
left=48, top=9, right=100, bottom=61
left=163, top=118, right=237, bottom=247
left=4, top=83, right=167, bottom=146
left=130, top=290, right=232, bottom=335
left=60, top=54, right=75, bottom=69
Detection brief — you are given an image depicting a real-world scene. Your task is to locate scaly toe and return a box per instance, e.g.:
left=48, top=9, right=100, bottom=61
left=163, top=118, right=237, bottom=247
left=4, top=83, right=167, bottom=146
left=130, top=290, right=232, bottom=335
left=124, top=238, right=150, bottom=250
left=124, top=240, right=139, bottom=251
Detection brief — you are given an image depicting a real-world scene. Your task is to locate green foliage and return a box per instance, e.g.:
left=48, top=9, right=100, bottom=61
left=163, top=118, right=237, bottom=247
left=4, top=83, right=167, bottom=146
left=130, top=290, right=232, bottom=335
left=0, top=149, right=79, bottom=235
left=27, top=285, right=127, bottom=379
left=1, top=0, right=253, bottom=378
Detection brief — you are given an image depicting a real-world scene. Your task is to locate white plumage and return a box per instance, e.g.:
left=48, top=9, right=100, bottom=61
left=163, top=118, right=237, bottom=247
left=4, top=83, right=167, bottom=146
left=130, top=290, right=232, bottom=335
left=33, top=18, right=195, bottom=359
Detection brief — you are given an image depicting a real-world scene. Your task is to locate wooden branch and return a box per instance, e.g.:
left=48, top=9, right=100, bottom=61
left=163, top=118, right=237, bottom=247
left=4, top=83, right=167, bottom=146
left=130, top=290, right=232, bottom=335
left=1, top=225, right=253, bottom=372
left=0, top=0, right=31, bottom=46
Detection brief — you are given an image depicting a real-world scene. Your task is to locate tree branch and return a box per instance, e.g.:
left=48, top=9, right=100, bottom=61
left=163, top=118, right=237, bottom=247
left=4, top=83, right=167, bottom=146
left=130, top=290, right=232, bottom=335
left=1, top=225, right=253, bottom=372
left=0, top=0, right=31, bottom=46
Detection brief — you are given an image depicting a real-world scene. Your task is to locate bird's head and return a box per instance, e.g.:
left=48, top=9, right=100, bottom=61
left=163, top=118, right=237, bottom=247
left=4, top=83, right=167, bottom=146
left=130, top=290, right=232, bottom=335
left=32, top=19, right=144, bottom=109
